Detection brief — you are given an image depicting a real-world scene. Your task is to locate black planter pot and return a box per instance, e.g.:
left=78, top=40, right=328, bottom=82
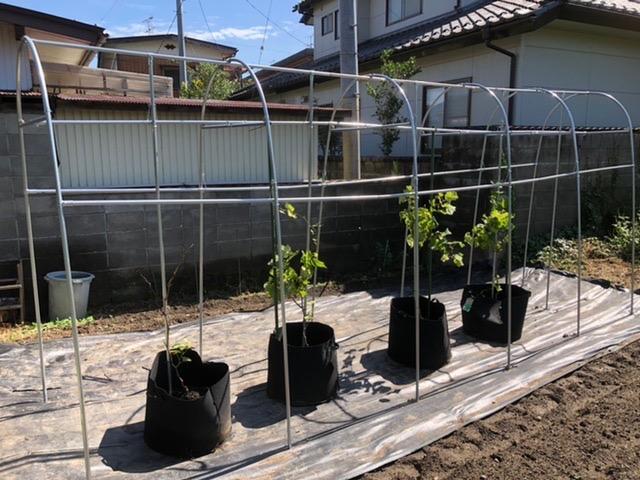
left=461, top=284, right=532, bottom=344
left=267, top=321, right=339, bottom=406
left=387, top=296, right=452, bottom=369
left=144, top=350, right=231, bottom=458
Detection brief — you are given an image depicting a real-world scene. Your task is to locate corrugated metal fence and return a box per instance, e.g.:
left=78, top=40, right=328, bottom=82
left=54, top=106, right=316, bottom=187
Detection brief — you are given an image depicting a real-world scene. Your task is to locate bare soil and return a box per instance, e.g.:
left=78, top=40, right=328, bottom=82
left=363, top=339, right=640, bottom=480
left=0, top=283, right=343, bottom=344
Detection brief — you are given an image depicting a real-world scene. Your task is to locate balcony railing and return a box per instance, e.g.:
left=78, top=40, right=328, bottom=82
left=33, top=61, right=174, bottom=97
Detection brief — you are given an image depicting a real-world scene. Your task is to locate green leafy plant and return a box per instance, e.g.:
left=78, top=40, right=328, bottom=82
left=400, top=186, right=464, bottom=267
left=367, top=50, right=421, bottom=156
left=3, top=316, right=95, bottom=343
left=264, top=204, right=327, bottom=346
left=180, top=63, right=239, bottom=100
left=400, top=186, right=464, bottom=309
left=607, top=212, right=640, bottom=262
left=464, top=187, right=514, bottom=295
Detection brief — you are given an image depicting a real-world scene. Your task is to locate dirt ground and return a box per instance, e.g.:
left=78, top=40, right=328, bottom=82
left=363, top=339, right=640, bottom=480
left=0, top=283, right=343, bottom=343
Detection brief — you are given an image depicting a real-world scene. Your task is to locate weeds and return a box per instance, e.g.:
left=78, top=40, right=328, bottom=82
left=1, top=316, right=95, bottom=343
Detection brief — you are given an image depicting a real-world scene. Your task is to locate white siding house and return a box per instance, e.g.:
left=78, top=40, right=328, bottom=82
left=242, top=0, right=640, bottom=157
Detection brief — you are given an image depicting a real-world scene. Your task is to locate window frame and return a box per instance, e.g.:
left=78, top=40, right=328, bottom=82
left=386, top=0, right=423, bottom=27
left=321, top=11, right=335, bottom=36
left=334, top=9, right=340, bottom=40
left=421, top=77, right=472, bottom=152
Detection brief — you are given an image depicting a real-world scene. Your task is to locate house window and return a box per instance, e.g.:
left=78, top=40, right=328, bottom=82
left=321, top=12, right=335, bottom=36
left=161, top=65, right=180, bottom=93
left=334, top=10, right=340, bottom=40
left=387, top=0, right=422, bottom=26
left=422, top=77, right=471, bottom=150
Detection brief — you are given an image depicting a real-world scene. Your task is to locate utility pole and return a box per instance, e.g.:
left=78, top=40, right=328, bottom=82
left=176, top=0, right=188, bottom=87
left=339, top=0, right=361, bottom=179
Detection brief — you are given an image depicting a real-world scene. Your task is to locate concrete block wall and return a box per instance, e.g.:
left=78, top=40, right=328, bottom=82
left=1, top=101, right=637, bottom=319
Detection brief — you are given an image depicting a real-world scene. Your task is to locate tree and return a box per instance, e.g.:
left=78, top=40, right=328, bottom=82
left=367, top=50, right=421, bottom=156
left=180, top=63, right=239, bottom=100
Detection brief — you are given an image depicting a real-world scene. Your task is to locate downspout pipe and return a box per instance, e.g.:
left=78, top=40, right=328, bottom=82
left=484, top=33, right=517, bottom=125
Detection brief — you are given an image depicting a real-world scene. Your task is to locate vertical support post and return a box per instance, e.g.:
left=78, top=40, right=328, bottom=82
left=545, top=112, right=564, bottom=310
left=303, top=74, right=315, bottom=320
left=505, top=122, right=514, bottom=370
left=631, top=139, right=636, bottom=316
left=400, top=226, right=408, bottom=297
left=310, top=80, right=357, bottom=320
left=197, top=90, right=208, bottom=355
left=537, top=89, right=581, bottom=337
left=466, top=132, right=490, bottom=285
left=522, top=132, right=544, bottom=286
left=466, top=83, right=512, bottom=369
left=427, top=131, right=435, bottom=308
left=375, top=74, right=421, bottom=400
left=16, top=42, right=47, bottom=403
left=149, top=56, right=171, bottom=390
left=20, top=37, right=91, bottom=479
left=491, top=132, right=504, bottom=283
left=522, top=98, right=577, bottom=286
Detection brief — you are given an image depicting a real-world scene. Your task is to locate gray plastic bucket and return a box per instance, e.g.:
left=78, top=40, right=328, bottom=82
left=44, top=271, right=94, bottom=320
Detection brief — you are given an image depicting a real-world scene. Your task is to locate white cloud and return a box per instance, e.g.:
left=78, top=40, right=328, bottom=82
left=106, top=22, right=276, bottom=43
left=197, top=25, right=276, bottom=42
left=106, top=20, right=171, bottom=38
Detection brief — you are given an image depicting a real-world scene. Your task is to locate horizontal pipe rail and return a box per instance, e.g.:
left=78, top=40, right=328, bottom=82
left=58, top=163, right=633, bottom=208
left=50, top=118, right=632, bottom=135
left=19, top=115, right=47, bottom=128
left=25, top=162, right=539, bottom=196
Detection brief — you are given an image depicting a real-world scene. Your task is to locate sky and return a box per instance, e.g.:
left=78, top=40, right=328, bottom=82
left=10, top=0, right=313, bottom=64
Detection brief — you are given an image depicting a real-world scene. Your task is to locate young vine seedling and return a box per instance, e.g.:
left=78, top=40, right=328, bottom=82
left=264, top=204, right=327, bottom=346
left=464, top=187, right=514, bottom=295
left=399, top=185, right=464, bottom=267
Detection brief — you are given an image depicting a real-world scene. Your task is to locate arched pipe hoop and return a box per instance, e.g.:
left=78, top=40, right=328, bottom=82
left=226, top=57, right=294, bottom=449
left=16, top=36, right=92, bottom=479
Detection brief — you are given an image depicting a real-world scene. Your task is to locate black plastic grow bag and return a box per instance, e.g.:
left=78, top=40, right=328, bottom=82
left=461, top=284, right=532, bottom=344
left=387, top=296, right=452, bottom=369
left=144, top=350, right=231, bottom=458
left=267, top=321, right=339, bottom=406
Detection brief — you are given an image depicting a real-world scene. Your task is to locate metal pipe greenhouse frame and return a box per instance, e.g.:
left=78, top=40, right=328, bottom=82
left=16, top=36, right=637, bottom=479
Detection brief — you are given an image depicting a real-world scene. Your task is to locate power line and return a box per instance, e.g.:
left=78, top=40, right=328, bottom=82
left=258, top=0, right=273, bottom=64
left=197, top=0, right=215, bottom=39
left=243, top=0, right=310, bottom=48
left=98, top=0, right=120, bottom=23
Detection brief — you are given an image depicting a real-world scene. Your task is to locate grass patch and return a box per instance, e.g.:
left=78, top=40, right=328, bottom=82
left=0, top=316, right=95, bottom=343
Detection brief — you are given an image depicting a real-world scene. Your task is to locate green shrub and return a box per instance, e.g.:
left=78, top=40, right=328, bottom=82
left=607, top=213, right=640, bottom=261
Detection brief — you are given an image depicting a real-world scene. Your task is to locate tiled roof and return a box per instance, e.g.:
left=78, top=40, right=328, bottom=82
left=395, top=0, right=640, bottom=50
left=234, top=0, right=640, bottom=98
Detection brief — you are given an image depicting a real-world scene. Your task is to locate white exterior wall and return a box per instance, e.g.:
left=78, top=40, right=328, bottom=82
left=54, top=106, right=316, bottom=188
left=516, top=21, right=640, bottom=126
left=314, top=0, right=340, bottom=60
left=0, top=21, right=32, bottom=90
left=105, top=38, right=231, bottom=59
left=272, top=39, right=516, bottom=156
left=312, top=0, right=467, bottom=59
left=270, top=20, right=640, bottom=157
